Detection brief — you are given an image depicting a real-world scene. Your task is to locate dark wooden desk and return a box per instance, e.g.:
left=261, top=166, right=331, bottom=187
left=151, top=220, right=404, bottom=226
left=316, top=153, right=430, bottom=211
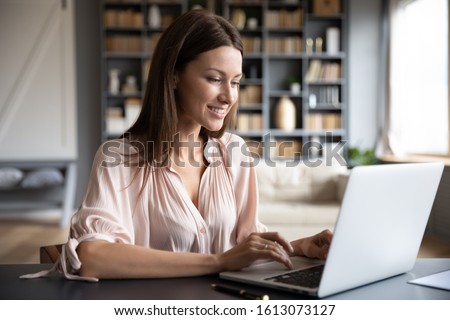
left=1, top=259, right=449, bottom=300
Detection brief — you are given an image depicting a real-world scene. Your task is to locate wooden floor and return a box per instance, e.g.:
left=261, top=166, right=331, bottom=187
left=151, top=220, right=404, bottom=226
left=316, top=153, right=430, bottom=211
left=1, top=218, right=450, bottom=264
left=0, top=218, right=69, bottom=264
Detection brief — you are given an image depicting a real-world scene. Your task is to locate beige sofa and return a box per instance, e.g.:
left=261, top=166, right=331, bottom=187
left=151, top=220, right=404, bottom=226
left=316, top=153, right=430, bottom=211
left=255, top=159, right=348, bottom=241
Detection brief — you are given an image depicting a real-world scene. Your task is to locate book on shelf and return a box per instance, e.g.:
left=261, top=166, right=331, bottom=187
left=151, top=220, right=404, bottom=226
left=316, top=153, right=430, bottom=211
left=313, top=0, right=341, bottom=16
left=106, top=0, right=140, bottom=3
left=265, top=8, right=304, bottom=29
left=304, top=60, right=341, bottom=83
left=239, top=85, right=262, bottom=105
left=318, top=86, right=340, bottom=106
left=241, top=36, right=262, bottom=54
left=305, top=113, right=341, bottom=130
left=227, top=0, right=263, bottom=4
left=265, top=36, right=303, bottom=54
left=236, top=113, right=263, bottom=131
left=106, top=35, right=142, bottom=52
left=104, top=9, right=143, bottom=28
left=106, top=107, right=125, bottom=135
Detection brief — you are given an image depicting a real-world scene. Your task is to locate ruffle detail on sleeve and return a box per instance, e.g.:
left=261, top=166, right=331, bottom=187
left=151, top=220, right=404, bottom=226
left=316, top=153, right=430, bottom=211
left=20, top=208, right=134, bottom=282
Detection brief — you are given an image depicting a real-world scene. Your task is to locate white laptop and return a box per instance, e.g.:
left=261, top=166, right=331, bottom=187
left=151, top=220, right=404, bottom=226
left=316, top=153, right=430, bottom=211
left=220, top=162, right=444, bottom=298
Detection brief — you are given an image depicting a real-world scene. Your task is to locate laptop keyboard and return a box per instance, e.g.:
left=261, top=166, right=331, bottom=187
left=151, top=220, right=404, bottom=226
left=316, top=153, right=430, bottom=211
left=265, top=264, right=324, bottom=288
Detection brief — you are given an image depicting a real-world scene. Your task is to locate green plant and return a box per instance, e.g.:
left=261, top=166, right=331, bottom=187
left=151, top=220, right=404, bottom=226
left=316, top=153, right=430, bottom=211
left=347, top=147, right=378, bottom=166
left=287, top=75, right=299, bottom=84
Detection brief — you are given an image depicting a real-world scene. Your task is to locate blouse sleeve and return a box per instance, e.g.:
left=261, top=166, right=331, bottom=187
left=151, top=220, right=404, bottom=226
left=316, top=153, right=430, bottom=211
left=224, top=134, right=268, bottom=243
left=63, top=140, right=140, bottom=277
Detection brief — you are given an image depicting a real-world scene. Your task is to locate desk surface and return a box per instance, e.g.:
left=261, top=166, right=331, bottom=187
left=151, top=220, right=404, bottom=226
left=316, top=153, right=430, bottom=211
left=1, top=259, right=449, bottom=300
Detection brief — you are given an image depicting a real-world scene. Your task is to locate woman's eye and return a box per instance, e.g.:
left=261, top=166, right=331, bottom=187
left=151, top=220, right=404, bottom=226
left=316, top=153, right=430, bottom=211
left=232, top=81, right=240, bottom=87
left=208, top=78, right=221, bottom=84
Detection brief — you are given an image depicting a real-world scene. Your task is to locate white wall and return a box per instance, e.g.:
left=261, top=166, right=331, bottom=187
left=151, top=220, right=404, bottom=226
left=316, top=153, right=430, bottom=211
left=0, top=0, right=77, bottom=160
left=348, top=0, right=383, bottom=150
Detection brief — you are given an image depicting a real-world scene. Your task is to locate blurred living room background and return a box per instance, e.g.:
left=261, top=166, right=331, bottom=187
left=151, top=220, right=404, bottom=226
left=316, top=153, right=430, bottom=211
left=1, top=0, right=450, bottom=264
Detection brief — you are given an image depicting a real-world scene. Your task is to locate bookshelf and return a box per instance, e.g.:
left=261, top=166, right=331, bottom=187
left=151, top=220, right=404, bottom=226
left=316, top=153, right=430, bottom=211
left=100, top=0, right=348, bottom=160
left=224, top=0, right=347, bottom=160
left=100, top=0, right=187, bottom=141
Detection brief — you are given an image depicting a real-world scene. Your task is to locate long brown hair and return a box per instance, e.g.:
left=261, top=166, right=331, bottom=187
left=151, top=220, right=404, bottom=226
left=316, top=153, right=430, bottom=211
left=123, top=9, right=243, bottom=168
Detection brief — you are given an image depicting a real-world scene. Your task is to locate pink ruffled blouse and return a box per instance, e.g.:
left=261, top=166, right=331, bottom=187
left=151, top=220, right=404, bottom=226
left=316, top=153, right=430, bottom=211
left=22, top=133, right=266, bottom=281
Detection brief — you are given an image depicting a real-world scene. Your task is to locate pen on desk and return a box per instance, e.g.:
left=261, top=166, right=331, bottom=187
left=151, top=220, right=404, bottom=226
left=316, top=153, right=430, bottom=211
left=211, top=283, right=270, bottom=300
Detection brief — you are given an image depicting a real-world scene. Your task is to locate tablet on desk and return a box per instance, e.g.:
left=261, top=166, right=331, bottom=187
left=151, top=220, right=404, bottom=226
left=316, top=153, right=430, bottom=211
left=408, top=269, right=450, bottom=291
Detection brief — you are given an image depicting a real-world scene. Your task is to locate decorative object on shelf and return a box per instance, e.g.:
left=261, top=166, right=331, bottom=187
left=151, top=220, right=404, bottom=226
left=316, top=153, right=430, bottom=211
left=247, top=17, right=258, bottom=29
left=315, top=37, right=323, bottom=53
left=290, top=82, right=301, bottom=95
left=189, top=0, right=204, bottom=10
left=148, top=4, right=161, bottom=28
left=108, top=68, right=120, bottom=95
left=306, top=37, right=314, bottom=54
left=122, top=75, right=138, bottom=94
left=288, top=75, right=301, bottom=95
left=274, top=96, right=296, bottom=131
left=309, top=93, right=317, bottom=108
left=231, top=9, right=246, bottom=30
left=326, top=27, right=340, bottom=54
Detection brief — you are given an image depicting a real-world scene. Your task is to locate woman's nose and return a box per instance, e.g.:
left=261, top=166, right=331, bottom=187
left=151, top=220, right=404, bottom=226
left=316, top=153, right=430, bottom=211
left=218, top=84, right=235, bottom=105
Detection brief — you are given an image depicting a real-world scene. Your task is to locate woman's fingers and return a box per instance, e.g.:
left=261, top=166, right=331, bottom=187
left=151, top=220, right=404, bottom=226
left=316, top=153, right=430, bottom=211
left=219, top=233, right=295, bottom=271
left=257, top=237, right=293, bottom=269
left=301, top=229, right=333, bottom=259
left=254, top=232, right=294, bottom=254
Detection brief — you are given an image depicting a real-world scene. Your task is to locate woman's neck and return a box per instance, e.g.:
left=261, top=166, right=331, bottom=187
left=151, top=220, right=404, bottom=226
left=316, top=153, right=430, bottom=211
left=172, top=126, right=206, bottom=165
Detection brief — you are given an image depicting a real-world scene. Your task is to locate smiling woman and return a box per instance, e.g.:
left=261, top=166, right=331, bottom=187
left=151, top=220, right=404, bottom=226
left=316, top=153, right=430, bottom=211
left=21, top=9, right=332, bottom=282
left=175, top=46, right=243, bottom=134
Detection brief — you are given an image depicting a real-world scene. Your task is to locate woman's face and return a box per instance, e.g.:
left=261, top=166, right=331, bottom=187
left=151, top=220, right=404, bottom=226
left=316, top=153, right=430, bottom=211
left=175, top=46, right=242, bottom=133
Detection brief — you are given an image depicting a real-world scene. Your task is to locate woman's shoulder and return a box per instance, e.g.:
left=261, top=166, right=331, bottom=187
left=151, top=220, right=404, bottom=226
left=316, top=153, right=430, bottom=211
left=93, top=138, right=140, bottom=169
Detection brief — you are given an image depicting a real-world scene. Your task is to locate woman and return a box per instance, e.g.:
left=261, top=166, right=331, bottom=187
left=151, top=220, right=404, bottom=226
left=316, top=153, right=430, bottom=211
left=24, top=9, right=331, bottom=282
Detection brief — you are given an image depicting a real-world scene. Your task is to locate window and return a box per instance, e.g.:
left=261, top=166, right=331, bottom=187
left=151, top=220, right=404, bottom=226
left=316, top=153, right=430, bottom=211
left=389, top=0, right=448, bottom=155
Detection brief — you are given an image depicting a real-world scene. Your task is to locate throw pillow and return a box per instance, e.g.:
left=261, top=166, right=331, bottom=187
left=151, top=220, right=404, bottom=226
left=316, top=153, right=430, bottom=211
left=21, top=168, right=64, bottom=188
left=0, top=167, right=24, bottom=187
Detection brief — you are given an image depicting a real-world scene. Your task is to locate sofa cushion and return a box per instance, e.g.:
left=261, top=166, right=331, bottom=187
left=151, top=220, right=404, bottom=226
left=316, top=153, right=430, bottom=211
left=255, top=160, right=312, bottom=202
left=255, top=159, right=347, bottom=202
left=258, top=201, right=340, bottom=225
left=258, top=201, right=340, bottom=240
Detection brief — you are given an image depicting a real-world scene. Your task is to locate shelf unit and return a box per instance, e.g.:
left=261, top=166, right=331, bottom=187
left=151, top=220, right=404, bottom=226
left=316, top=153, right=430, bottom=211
left=100, top=0, right=348, bottom=160
left=224, top=0, right=347, bottom=160
left=101, top=0, right=188, bottom=141
left=0, top=161, right=77, bottom=227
